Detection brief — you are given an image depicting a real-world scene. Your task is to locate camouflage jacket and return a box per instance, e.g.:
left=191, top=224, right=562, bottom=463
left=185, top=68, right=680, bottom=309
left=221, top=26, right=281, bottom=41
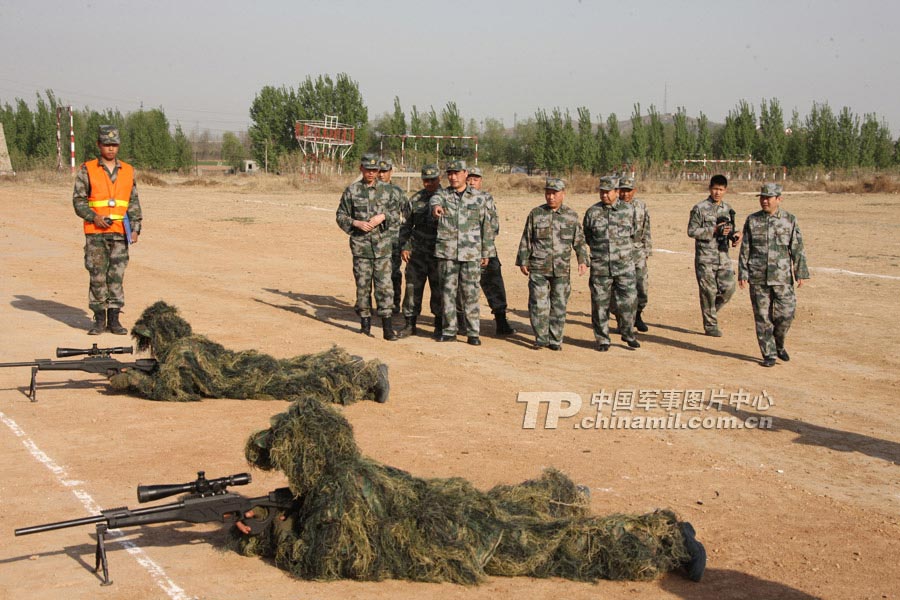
left=738, top=208, right=809, bottom=285
left=336, top=180, right=395, bottom=258
left=399, top=187, right=440, bottom=255
left=385, top=183, right=407, bottom=237
left=583, top=200, right=639, bottom=277
left=630, top=198, right=652, bottom=258
left=516, top=203, right=588, bottom=277
left=72, top=158, right=142, bottom=235
left=687, top=196, right=736, bottom=266
left=428, top=185, right=494, bottom=262
left=482, top=190, right=500, bottom=258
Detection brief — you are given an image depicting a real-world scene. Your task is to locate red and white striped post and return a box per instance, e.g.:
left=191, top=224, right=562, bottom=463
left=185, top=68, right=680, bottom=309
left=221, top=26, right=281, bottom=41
left=68, top=107, right=75, bottom=174
left=56, top=107, right=62, bottom=172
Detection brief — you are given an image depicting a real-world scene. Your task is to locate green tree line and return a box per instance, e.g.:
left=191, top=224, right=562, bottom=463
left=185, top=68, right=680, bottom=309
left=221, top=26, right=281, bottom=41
left=0, top=90, right=193, bottom=171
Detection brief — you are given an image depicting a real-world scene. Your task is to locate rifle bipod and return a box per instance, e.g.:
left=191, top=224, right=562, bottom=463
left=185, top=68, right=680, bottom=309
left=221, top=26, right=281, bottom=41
left=29, top=366, right=38, bottom=402
left=94, top=523, right=112, bottom=586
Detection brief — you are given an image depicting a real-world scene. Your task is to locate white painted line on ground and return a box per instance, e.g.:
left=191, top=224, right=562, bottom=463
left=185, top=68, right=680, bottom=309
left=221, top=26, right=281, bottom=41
left=0, top=410, right=192, bottom=600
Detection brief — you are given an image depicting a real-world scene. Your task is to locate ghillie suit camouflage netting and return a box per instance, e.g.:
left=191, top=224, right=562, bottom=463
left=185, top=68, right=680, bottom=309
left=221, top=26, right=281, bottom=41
left=108, top=301, right=388, bottom=404
left=231, top=398, right=705, bottom=584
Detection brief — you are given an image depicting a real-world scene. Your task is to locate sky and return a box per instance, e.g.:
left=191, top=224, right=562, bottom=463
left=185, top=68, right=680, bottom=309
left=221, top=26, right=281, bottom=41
left=1, top=0, right=898, bottom=137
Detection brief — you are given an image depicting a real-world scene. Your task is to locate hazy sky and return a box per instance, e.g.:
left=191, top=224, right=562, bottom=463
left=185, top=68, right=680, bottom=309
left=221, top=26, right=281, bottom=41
left=1, top=0, right=898, bottom=136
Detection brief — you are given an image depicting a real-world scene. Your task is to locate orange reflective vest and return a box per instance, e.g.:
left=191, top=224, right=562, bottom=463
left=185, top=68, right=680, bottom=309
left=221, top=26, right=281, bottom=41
left=83, top=159, right=134, bottom=235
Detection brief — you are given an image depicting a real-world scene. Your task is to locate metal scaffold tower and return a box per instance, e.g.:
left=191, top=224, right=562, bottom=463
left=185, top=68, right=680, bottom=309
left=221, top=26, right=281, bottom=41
left=294, top=115, right=355, bottom=175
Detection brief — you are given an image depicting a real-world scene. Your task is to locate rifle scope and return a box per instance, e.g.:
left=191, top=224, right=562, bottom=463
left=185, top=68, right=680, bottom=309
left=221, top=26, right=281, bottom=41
left=56, top=344, right=133, bottom=358
left=137, top=471, right=251, bottom=503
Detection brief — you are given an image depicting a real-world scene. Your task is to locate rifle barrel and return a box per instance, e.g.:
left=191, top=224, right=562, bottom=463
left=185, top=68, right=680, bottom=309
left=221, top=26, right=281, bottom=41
left=15, top=514, right=107, bottom=536
left=0, top=362, right=41, bottom=368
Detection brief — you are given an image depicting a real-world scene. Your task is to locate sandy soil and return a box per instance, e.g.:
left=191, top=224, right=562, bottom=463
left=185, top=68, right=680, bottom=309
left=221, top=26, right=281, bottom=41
left=0, top=177, right=898, bottom=600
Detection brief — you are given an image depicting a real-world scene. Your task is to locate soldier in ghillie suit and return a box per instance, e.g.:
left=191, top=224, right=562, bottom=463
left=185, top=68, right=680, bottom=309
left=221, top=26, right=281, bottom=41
left=397, top=164, right=443, bottom=339
left=336, top=154, right=399, bottom=340
left=72, top=125, right=142, bottom=335
left=583, top=176, right=641, bottom=351
left=108, top=301, right=390, bottom=404
left=738, top=183, right=809, bottom=367
left=429, top=160, right=494, bottom=345
left=516, top=178, right=589, bottom=351
left=231, top=397, right=706, bottom=584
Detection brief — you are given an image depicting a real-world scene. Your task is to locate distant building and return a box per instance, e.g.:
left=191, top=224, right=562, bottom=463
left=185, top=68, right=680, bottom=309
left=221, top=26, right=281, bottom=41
left=241, top=160, right=258, bottom=174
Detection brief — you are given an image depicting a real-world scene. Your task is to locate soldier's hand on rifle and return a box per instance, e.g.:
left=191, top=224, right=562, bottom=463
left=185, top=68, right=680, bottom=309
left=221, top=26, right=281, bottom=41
left=235, top=509, right=285, bottom=535
left=432, top=205, right=444, bottom=218
left=93, top=215, right=111, bottom=229
left=401, top=250, right=411, bottom=262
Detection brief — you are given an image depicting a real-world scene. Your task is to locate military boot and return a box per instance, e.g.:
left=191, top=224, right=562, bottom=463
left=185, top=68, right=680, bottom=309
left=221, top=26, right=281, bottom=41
left=431, top=316, right=443, bottom=340
left=494, top=311, right=515, bottom=336
left=634, top=310, right=649, bottom=332
left=382, top=317, right=397, bottom=341
left=360, top=317, right=372, bottom=336
left=397, top=316, right=417, bottom=338
left=107, top=308, right=128, bottom=335
left=373, top=364, right=390, bottom=403
left=87, top=310, right=106, bottom=335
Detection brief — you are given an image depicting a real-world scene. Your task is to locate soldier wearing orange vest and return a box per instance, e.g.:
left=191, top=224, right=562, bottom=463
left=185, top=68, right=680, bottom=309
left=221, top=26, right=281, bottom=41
left=72, top=125, right=142, bottom=335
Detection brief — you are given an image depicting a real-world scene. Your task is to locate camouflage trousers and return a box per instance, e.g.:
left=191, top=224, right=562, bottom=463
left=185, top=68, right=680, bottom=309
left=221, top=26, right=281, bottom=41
left=590, top=269, right=637, bottom=344
left=391, top=243, right=403, bottom=311
left=748, top=283, right=796, bottom=359
left=352, top=256, right=394, bottom=318
left=401, top=250, right=441, bottom=318
left=480, top=256, right=508, bottom=314
left=84, top=234, right=129, bottom=312
left=438, top=259, right=481, bottom=337
left=695, top=261, right=736, bottom=332
left=528, top=273, right=571, bottom=346
left=611, top=253, right=649, bottom=322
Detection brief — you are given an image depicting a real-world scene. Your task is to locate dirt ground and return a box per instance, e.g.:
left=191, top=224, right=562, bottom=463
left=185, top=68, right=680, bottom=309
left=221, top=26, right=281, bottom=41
left=0, top=176, right=898, bottom=600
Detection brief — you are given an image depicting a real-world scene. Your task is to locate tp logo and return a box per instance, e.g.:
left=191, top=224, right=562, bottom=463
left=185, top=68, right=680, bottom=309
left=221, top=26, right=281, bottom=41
left=517, top=392, right=583, bottom=429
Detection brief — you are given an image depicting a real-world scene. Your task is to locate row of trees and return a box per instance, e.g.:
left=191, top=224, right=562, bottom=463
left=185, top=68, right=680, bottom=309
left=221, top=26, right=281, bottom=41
left=3, top=76, right=900, bottom=176
left=0, top=90, right=195, bottom=171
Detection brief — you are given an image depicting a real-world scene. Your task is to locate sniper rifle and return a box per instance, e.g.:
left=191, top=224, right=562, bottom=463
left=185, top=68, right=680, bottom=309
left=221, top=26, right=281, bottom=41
left=0, top=344, right=157, bottom=401
left=15, top=471, right=296, bottom=585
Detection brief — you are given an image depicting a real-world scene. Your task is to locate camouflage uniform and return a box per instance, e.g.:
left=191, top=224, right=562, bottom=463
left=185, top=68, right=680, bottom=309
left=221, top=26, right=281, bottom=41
left=379, top=160, right=408, bottom=313
left=399, top=186, right=442, bottom=320
left=738, top=191, right=809, bottom=361
left=688, top=196, right=737, bottom=334
left=430, top=181, right=494, bottom=338
left=336, top=179, right=396, bottom=318
left=583, top=197, right=640, bottom=346
left=516, top=195, right=589, bottom=348
left=72, top=157, right=142, bottom=313
left=479, top=191, right=509, bottom=314
left=611, top=185, right=651, bottom=326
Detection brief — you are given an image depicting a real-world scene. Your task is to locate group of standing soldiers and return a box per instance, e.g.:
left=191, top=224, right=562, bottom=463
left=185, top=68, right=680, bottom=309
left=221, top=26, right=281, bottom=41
left=337, top=158, right=808, bottom=366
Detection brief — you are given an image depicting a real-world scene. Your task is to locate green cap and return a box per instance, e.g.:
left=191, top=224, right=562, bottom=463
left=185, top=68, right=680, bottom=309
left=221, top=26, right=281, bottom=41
left=446, top=159, right=467, bottom=172
left=421, top=164, right=440, bottom=180
left=758, top=183, right=783, bottom=197
left=545, top=177, right=566, bottom=191
left=98, top=125, right=120, bottom=145
left=599, top=175, right=619, bottom=191
left=468, top=166, right=483, bottom=177
left=618, top=175, right=635, bottom=190
left=377, top=158, right=393, bottom=171
left=360, top=154, right=378, bottom=169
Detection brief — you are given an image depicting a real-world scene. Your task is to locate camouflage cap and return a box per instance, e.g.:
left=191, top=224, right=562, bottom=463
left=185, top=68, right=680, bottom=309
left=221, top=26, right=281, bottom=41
left=360, top=154, right=379, bottom=169
left=758, top=182, right=783, bottom=197
left=599, top=175, right=619, bottom=191
left=545, top=177, right=566, bottom=191
left=98, top=125, right=120, bottom=145
left=421, top=164, right=440, bottom=180
left=618, top=175, right=636, bottom=190
left=377, top=158, right=393, bottom=171
left=445, top=159, right=467, bottom=172
left=467, top=166, right=483, bottom=177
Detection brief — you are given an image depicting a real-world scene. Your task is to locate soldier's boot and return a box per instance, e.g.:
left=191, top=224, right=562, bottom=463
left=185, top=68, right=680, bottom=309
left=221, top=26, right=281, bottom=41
left=360, top=317, right=372, bottom=336
left=373, top=364, right=390, bottom=403
left=382, top=317, right=398, bottom=341
left=397, top=316, right=417, bottom=338
left=494, top=311, right=515, bottom=336
left=431, top=316, right=443, bottom=340
left=106, top=308, right=128, bottom=335
left=87, top=310, right=106, bottom=336
left=634, top=310, right=649, bottom=333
